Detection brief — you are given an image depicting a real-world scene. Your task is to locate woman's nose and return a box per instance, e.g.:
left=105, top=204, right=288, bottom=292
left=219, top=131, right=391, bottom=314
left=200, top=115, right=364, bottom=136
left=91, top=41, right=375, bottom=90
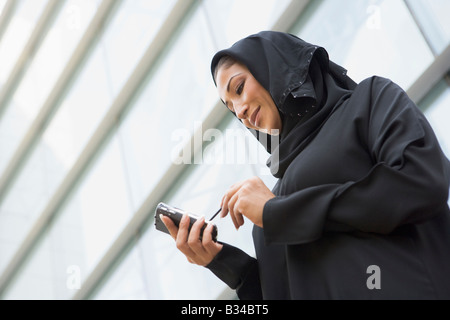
left=235, top=103, right=249, bottom=120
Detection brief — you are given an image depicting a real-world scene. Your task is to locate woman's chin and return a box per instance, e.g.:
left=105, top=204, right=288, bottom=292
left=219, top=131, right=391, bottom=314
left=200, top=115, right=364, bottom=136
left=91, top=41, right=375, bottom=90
left=256, top=127, right=281, bottom=136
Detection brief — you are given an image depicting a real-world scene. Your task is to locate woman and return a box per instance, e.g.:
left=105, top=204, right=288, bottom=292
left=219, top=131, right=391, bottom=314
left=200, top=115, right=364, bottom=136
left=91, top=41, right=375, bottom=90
left=161, top=31, right=450, bottom=299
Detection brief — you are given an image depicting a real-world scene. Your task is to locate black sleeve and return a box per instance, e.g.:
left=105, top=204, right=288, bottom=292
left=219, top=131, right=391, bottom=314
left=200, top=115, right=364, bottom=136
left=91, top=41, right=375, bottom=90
left=205, top=242, right=262, bottom=300
left=263, top=77, right=450, bottom=245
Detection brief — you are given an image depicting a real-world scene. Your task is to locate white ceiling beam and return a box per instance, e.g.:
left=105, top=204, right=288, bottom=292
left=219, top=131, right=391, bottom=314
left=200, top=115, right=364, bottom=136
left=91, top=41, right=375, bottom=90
left=0, top=0, right=66, bottom=120
left=0, top=0, right=18, bottom=43
left=407, top=43, right=450, bottom=104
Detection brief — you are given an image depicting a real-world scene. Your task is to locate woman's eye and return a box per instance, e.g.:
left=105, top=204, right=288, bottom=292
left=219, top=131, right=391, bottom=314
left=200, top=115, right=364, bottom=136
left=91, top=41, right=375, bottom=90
left=236, top=81, right=244, bottom=95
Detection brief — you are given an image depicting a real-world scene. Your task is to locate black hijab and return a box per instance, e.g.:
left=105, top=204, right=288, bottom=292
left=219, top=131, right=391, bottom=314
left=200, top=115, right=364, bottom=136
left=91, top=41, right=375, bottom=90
left=211, top=31, right=357, bottom=178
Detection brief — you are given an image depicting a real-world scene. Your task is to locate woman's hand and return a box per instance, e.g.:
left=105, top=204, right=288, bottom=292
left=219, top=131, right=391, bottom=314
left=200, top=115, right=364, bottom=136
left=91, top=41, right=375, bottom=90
left=221, top=176, right=275, bottom=229
left=161, top=214, right=223, bottom=266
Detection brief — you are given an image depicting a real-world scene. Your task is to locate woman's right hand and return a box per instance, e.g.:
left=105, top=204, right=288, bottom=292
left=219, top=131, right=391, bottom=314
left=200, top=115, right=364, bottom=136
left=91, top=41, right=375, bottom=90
left=161, top=214, right=223, bottom=266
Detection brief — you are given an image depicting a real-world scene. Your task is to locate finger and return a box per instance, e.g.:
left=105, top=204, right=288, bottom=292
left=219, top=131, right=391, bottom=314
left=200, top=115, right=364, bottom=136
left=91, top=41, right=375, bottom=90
left=235, top=211, right=245, bottom=229
left=232, top=196, right=245, bottom=229
left=219, top=197, right=227, bottom=219
left=177, top=214, right=190, bottom=242
left=220, top=194, right=229, bottom=218
left=203, top=223, right=222, bottom=254
left=202, top=222, right=213, bottom=245
left=161, top=216, right=178, bottom=240
left=228, top=192, right=241, bottom=229
left=176, top=214, right=195, bottom=257
left=221, top=181, right=245, bottom=218
left=231, top=193, right=245, bottom=227
left=188, top=216, right=207, bottom=255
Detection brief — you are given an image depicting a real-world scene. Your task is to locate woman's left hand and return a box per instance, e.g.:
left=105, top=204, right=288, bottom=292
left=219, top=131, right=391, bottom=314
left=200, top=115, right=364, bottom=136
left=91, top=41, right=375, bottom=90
left=220, top=177, right=275, bottom=229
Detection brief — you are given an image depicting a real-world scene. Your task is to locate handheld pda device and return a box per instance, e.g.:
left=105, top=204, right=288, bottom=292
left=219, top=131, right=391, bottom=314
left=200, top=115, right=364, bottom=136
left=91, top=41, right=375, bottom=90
left=154, top=203, right=218, bottom=242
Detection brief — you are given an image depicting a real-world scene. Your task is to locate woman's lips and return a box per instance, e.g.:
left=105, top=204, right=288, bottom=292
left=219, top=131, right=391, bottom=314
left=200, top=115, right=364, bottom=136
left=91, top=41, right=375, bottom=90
left=250, top=106, right=261, bottom=127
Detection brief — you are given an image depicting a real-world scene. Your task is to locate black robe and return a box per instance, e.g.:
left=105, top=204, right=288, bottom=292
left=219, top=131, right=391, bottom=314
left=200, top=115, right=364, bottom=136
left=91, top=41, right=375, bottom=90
left=207, top=31, right=450, bottom=300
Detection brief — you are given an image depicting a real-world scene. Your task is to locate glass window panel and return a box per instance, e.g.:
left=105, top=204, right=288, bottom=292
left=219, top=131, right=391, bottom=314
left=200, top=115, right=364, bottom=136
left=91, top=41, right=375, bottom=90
left=90, top=245, right=150, bottom=299
left=3, top=135, right=134, bottom=299
left=39, top=0, right=176, bottom=174
left=0, top=0, right=48, bottom=85
left=0, top=0, right=7, bottom=14
left=115, top=5, right=217, bottom=211
left=405, top=0, right=450, bottom=54
left=0, top=0, right=176, bottom=283
left=202, top=0, right=291, bottom=48
left=291, top=0, right=434, bottom=90
left=421, top=79, right=450, bottom=207
left=94, top=116, right=277, bottom=300
left=0, top=0, right=98, bottom=275
left=421, top=80, right=450, bottom=159
left=0, top=0, right=98, bottom=175
left=118, top=0, right=292, bottom=213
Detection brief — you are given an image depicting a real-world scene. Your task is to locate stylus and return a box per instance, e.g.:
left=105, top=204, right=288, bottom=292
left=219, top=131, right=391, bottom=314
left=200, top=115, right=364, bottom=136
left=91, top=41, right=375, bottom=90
left=209, top=208, right=221, bottom=221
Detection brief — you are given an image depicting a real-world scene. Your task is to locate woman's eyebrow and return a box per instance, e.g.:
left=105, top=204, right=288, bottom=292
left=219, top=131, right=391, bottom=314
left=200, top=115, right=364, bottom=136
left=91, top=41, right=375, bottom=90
left=227, top=73, right=243, bottom=92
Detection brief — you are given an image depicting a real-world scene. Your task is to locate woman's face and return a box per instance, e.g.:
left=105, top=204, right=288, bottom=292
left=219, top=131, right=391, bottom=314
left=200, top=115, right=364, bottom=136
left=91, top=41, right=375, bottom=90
left=216, top=62, right=282, bottom=135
